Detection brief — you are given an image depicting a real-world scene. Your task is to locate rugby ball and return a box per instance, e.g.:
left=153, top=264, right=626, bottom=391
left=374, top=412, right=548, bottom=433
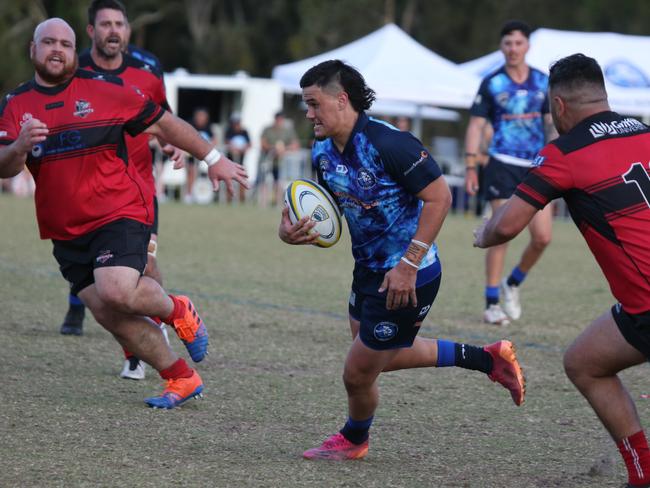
left=284, top=178, right=342, bottom=248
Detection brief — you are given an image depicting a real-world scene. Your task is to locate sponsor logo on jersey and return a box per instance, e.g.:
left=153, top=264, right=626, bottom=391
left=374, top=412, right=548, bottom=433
left=532, top=155, right=546, bottom=167
left=336, top=164, right=348, bottom=174
left=73, top=100, right=94, bottom=118
left=0, top=131, right=7, bottom=137
left=319, top=157, right=329, bottom=172
left=373, top=321, right=398, bottom=341
left=588, top=118, right=645, bottom=139
left=496, top=92, right=510, bottom=107
left=96, top=250, right=114, bottom=264
left=356, top=168, right=376, bottom=189
left=404, top=150, right=429, bottom=176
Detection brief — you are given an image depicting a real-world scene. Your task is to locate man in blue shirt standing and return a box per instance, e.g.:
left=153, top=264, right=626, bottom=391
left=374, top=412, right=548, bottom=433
left=279, top=60, right=526, bottom=461
left=464, top=20, right=557, bottom=326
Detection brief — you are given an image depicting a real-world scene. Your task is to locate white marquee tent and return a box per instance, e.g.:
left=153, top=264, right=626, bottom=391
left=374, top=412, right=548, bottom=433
left=272, top=23, right=479, bottom=110
left=460, top=28, right=650, bottom=118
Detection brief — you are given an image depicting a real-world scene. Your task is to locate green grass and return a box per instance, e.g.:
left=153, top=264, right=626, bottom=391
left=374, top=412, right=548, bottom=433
left=0, top=193, right=646, bottom=487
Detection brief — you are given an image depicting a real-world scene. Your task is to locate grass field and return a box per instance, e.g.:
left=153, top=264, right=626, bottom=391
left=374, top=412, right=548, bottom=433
left=1, top=193, right=647, bottom=488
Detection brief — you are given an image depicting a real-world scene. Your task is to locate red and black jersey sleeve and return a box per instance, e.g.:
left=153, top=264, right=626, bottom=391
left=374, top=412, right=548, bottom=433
left=514, top=144, right=573, bottom=209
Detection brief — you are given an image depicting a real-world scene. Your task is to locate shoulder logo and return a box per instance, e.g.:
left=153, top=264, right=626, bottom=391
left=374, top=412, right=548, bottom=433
left=73, top=100, right=94, bottom=118
left=589, top=118, right=645, bottom=139
left=404, top=151, right=429, bottom=176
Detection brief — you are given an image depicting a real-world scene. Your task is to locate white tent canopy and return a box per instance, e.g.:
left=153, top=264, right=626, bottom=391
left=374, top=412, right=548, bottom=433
left=460, top=28, right=650, bottom=117
left=272, top=23, right=479, bottom=110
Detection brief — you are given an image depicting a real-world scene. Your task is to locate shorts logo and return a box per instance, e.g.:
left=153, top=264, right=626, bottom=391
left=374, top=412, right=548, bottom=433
left=373, top=321, right=398, bottom=342
left=96, top=250, right=114, bottom=264
left=349, top=290, right=356, bottom=307
left=73, top=100, right=94, bottom=118
left=417, top=304, right=431, bottom=318
left=357, top=168, right=376, bottom=190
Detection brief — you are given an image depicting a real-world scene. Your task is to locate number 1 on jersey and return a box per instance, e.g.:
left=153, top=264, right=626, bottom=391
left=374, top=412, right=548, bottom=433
left=623, top=162, right=650, bottom=208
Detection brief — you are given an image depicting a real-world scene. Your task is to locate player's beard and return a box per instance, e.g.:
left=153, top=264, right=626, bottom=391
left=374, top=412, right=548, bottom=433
left=33, top=53, right=78, bottom=85
left=95, top=34, right=124, bottom=60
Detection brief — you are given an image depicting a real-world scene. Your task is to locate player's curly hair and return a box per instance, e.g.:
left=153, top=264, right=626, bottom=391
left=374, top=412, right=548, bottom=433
left=88, top=0, right=127, bottom=26
left=299, top=60, right=376, bottom=112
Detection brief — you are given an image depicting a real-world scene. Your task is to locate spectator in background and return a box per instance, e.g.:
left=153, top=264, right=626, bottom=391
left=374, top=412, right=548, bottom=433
left=225, top=112, right=251, bottom=204
left=396, top=116, right=411, bottom=132
left=259, top=111, right=299, bottom=206
left=186, top=107, right=217, bottom=203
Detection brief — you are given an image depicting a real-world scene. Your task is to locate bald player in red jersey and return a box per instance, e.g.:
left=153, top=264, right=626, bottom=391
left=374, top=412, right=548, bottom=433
left=474, top=53, right=650, bottom=488
left=0, top=18, right=248, bottom=409
left=59, top=0, right=182, bottom=380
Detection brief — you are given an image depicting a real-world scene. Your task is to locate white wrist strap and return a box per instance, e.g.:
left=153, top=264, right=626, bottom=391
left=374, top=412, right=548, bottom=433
left=400, top=256, right=420, bottom=269
left=204, top=148, right=222, bottom=167
left=411, top=239, right=430, bottom=250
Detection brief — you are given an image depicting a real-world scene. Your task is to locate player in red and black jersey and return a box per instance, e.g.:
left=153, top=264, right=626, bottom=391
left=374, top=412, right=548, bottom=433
left=0, top=18, right=248, bottom=409
left=474, top=54, right=650, bottom=488
left=58, top=0, right=182, bottom=381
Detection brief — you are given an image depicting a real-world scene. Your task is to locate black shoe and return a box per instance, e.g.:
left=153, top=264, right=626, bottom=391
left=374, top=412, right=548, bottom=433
left=59, top=305, right=85, bottom=336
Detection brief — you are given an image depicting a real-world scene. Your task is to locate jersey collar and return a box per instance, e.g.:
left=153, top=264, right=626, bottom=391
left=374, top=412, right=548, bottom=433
left=30, top=72, right=76, bottom=95
left=80, top=50, right=127, bottom=76
left=342, top=111, right=369, bottom=154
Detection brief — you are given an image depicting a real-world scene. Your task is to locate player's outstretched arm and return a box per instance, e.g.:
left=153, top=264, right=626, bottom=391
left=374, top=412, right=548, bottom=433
left=145, top=111, right=249, bottom=195
left=0, top=118, right=48, bottom=178
left=473, top=195, right=538, bottom=248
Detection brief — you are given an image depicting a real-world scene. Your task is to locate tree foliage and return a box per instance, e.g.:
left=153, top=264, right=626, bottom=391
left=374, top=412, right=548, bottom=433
left=1, top=0, right=649, bottom=95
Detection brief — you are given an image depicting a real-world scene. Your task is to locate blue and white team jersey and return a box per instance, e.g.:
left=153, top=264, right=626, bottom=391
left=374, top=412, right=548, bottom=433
left=471, top=66, right=549, bottom=166
left=312, top=113, right=442, bottom=272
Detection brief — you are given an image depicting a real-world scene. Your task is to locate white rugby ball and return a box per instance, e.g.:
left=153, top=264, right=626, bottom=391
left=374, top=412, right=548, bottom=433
left=284, top=178, right=342, bottom=248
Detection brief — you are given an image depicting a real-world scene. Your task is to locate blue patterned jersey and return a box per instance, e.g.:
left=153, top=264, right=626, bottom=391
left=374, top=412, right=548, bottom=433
left=470, top=66, right=549, bottom=165
left=312, top=113, right=442, bottom=272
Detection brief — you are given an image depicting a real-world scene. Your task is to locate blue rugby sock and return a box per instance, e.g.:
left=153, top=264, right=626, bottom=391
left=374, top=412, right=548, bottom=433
left=69, top=293, right=84, bottom=307
left=485, top=286, right=499, bottom=307
left=436, top=339, right=492, bottom=374
left=507, top=266, right=527, bottom=287
left=340, top=416, right=373, bottom=444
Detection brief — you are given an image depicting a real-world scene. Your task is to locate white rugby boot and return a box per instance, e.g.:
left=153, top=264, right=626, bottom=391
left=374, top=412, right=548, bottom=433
left=500, top=278, right=522, bottom=320
left=483, top=304, right=510, bottom=326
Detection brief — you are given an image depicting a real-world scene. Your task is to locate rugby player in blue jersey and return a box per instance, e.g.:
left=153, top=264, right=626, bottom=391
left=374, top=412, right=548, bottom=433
left=278, top=60, right=526, bottom=460
left=464, top=20, right=557, bottom=325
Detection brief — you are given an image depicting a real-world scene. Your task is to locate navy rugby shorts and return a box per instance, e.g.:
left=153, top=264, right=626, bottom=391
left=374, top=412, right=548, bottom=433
left=349, top=262, right=441, bottom=350
left=52, top=218, right=150, bottom=295
left=484, top=157, right=530, bottom=201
